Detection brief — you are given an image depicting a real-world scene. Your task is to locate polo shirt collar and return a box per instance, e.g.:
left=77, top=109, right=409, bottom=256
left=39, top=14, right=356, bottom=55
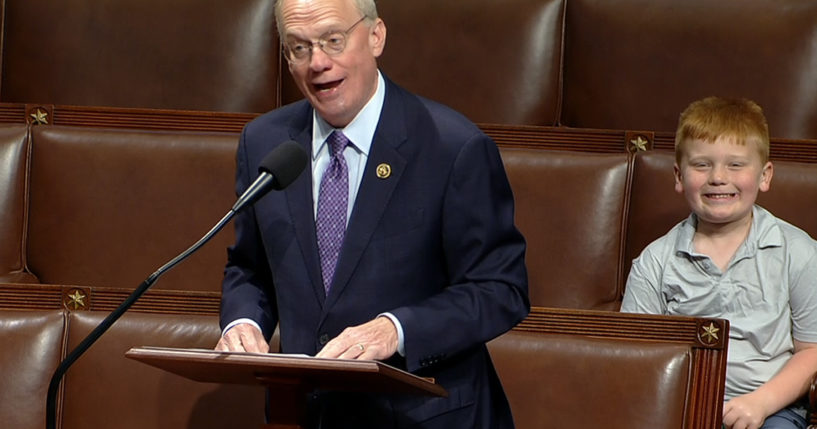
left=674, top=205, right=783, bottom=259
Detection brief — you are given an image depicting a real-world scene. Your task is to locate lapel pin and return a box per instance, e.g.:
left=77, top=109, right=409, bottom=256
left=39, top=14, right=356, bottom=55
left=376, top=163, right=391, bottom=179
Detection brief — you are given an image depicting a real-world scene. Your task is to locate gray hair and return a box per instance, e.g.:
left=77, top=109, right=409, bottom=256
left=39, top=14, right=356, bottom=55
left=274, top=0, right=379, bottom=37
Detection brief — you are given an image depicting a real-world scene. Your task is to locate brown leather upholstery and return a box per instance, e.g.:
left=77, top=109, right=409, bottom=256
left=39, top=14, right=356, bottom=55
left=61, top=311, right=265, bottom=429
left=491, top=331, right=690, bottom=429
left=1, top=0, right=280, bottom=113
left=0, top=125, right=37, bottom=283
left=561, top=0, right=817, bottom=139
left=26, top=126, right=238, bottom=292
left=280, top=0, right=565, bottom=126
left=755, top=158, right=817, bottom=239
left=501, top=148, right=629, bottom=310
left=0, top=309, right=65, bottom=429
left=623, top=151, right=689, bottom=290
left=2, top=1, right=817, bottom=142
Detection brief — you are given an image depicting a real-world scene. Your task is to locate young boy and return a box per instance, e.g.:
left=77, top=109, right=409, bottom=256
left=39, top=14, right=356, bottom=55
left=621, top=96, right=817, bottom=429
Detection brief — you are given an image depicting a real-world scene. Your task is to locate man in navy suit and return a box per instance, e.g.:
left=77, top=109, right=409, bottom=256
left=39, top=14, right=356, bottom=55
left=216, top=0, right=529, bottom=427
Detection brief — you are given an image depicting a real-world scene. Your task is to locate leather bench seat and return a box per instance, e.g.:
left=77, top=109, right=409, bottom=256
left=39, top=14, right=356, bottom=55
left=61, top=311, right=265, bottom=429
left=490, top=331, right=691, bottom=428
left=8, top=123, right=817, bottom=429
left=0, top=125, right=35, bottom=283
left=501, top=148, right=629, bottom=310
left=4, top=0, right=815, bottom=140
left=488, top=308, right=728, bottom=429
left=25, top=125, right=238, bottom=292
left=0, top=309, right=64, bottom=429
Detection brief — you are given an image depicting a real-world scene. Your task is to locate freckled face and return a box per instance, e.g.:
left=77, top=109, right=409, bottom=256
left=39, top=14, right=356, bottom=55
left=674, top=136, right=773, bottom=229
left=280, top=0, right=386, bottom=128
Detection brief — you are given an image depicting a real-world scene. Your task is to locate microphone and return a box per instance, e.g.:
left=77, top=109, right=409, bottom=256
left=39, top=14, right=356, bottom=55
left=233, top=140, right=309, bottom=212
left=45, top=140, right=308, bottom=429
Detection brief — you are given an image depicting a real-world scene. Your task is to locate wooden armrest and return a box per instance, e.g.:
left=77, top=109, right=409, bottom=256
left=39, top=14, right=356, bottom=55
left=809, top=371, right=817, bottom=427
left=492, top=306, right=730, bottom=429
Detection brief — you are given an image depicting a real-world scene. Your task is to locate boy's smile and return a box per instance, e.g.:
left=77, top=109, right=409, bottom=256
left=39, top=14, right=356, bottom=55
left=674, top=135, right=773, bottom=231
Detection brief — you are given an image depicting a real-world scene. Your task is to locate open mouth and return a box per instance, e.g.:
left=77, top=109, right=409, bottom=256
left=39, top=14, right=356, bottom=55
left=313, top=79, right=343, bottom=92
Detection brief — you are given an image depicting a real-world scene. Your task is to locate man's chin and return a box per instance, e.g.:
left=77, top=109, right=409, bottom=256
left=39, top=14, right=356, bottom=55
left=313, top=105, right=353, bottom=129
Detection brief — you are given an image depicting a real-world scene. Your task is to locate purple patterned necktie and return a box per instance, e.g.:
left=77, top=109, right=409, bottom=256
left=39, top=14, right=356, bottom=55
left=316, top=131, right=349, bottom=293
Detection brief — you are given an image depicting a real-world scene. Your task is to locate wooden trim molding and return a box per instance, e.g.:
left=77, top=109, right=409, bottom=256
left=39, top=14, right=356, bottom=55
left=0, top=283, right=220, bottom=316
left=0, top=102, right=815, bottom=162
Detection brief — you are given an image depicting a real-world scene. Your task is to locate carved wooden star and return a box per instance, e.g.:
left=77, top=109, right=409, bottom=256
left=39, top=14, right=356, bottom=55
left=66, top=290, right=86, bottom=310
left=30, top=109, right=49, bottom=125
left=630, top=135, right=648, bottom=151
left=701, top=322, right=720, bottom=344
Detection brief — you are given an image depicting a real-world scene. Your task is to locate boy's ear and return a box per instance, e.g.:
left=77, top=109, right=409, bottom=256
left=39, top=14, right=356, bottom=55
left=673, top=163, right=684, bottom=194
left=759, top=161, right=773, bottom=192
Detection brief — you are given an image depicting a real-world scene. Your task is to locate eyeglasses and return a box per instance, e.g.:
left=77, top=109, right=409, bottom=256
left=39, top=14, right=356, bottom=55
left=283, top=16, right=367, bottom=65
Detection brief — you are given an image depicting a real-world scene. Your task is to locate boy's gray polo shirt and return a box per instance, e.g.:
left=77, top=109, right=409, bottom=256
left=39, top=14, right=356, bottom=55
left=622, top=205, right=817, bottom=401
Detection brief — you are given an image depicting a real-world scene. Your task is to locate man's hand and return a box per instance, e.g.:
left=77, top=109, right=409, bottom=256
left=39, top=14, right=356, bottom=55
left=215, top=322, right=269, bottom=353
left=316, top=316, right=398, bottom=360
left=722, top=391, right=771, bottom=429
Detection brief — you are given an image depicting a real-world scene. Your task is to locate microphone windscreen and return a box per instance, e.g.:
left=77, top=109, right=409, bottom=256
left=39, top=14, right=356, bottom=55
left=259, top=140, right=308, bottom=190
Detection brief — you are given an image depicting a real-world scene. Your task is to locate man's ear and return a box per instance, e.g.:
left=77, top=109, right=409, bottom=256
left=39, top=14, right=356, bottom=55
left=759, top=161, right=774, bottom=192
left=369, top=18, right=386, bottom=58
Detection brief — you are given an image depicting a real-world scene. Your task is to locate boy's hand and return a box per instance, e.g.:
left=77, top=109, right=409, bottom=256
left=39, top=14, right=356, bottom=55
left=722, top=392, right=771, bottom=429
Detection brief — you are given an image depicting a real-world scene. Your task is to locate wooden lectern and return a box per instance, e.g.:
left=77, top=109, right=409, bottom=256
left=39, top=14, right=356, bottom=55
left=126, top=346, right=447, bottom=429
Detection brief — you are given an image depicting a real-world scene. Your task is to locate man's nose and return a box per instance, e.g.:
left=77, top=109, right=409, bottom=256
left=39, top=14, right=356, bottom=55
left=308, top=45, right=333, bottom=71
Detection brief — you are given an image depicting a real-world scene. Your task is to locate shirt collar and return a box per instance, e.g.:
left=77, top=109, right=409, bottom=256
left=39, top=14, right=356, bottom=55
left=748, top=205, right=784, bottom=249
left=675, top=205, right=783, bottom=257
left=311, top=70, right=386, bottom=160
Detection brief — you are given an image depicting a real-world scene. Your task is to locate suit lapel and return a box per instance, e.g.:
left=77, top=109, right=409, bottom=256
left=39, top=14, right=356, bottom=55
left=324, top=80, right=410, bottom=309
left=284, top=117, right=328, bottom=307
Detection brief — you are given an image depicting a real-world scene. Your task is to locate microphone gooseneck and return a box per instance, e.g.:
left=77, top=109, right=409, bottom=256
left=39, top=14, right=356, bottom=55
left=45, top=140, right=307, bottom=429
left=232, top=140, right=309, bottom=212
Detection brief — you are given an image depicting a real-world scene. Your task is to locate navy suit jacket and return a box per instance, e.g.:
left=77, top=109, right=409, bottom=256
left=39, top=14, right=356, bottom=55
left=220, top=77, right=529, bottom=428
